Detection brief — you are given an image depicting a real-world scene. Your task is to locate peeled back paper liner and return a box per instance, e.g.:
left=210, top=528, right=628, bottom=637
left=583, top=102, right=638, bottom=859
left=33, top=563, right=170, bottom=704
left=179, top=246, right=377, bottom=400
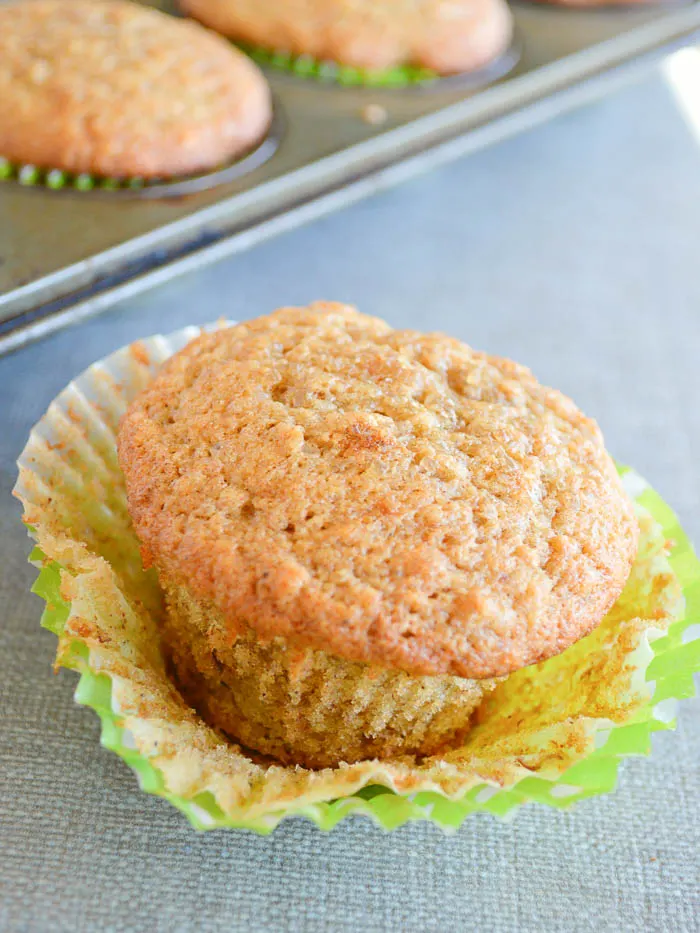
left=14, top=325, right=700, bottom=833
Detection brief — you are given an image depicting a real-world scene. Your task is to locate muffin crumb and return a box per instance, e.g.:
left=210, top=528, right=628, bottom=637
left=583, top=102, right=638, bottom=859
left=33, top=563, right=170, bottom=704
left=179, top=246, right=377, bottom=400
left=361, top=104, right=388, bottom=126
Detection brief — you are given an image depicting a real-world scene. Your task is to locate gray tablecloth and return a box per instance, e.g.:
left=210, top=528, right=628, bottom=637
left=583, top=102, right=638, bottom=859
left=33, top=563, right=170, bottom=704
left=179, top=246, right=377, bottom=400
left=2, top=71, right=699, bottom=933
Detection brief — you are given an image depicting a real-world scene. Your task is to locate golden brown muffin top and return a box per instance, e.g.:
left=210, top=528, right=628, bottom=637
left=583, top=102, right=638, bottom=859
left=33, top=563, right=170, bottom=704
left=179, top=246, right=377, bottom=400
left=118, top=304, right=638, bottom=679
left=0, top=0, right=271, bottom=178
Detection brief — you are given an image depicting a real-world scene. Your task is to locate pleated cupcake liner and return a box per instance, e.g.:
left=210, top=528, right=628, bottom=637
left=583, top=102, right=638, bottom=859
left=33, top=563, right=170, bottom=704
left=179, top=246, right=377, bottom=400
left=0, top=127, right=278, bottom=193
left=236, top=42, right=440, bottom=87
left=0, top=36, right=511, bottom=195
left=14, top=324, right=700, bottom=833
left=0, top=156, right=148, bottom=191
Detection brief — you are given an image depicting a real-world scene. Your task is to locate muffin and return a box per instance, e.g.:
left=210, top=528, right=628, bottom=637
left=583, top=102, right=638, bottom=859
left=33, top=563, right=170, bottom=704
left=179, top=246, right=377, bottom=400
left=179, top=0, right=514, bottom=76
left=0, top=0, right=272, bottom=179
left=118, top=304, right=639, bottom=768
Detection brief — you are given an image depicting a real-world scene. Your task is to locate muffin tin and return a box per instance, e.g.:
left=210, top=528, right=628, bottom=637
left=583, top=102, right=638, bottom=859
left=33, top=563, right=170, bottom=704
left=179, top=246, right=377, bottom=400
left=1, top=0, right=700, bottom=355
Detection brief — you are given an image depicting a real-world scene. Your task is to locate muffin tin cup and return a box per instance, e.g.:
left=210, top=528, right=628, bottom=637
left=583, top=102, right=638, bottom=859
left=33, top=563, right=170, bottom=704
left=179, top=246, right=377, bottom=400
left=14, top=324, right=700, bottom=833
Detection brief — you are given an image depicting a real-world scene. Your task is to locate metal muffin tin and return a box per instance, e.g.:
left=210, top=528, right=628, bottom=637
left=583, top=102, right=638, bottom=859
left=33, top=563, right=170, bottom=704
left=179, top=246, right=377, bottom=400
left=2, top=0, right=700, bottom=355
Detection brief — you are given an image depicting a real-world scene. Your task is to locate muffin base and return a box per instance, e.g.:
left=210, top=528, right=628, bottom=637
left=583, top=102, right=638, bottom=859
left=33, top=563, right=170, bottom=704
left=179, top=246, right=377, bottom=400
left=162, top=580, right=500, bottom=768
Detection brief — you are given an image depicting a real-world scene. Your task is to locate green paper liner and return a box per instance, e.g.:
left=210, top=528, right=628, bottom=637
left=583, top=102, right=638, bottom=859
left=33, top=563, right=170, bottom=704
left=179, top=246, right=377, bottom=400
left=14, top=324, right=700, bottom=834
left=0, top=156, right=145, bottom=192
left=237, top=42, right=440, bottom=87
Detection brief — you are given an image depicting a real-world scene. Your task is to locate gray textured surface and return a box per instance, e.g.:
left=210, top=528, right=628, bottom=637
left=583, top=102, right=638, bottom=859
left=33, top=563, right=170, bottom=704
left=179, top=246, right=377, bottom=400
left=1, top=72, right=700, bottom=933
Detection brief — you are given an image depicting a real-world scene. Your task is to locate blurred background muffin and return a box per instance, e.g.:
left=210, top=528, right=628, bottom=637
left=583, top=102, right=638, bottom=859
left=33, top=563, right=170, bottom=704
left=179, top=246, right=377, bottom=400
left=0, top=0, right=272, bottom=179
left=179, top=0, right=514, bottom=76
left=118, top=304, right=638, bottom=768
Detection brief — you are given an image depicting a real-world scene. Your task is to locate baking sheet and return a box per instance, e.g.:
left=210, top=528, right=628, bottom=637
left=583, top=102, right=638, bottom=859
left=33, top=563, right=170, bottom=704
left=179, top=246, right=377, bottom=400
left=2, top=0, right=699, bottom=355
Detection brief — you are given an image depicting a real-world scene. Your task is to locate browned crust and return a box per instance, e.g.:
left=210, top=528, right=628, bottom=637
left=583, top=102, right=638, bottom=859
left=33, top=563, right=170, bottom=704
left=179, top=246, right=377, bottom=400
left=179, top=0, right=513, bottom=75
left=118, top=303, right=639, bottom=679
left=0, top=0, right=272, bottom=178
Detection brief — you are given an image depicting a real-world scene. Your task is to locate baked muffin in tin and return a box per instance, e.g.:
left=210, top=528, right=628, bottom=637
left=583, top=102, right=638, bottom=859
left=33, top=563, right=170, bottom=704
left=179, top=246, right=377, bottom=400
left=179, top=0, right=514, bottom=76
left=0, top=0, right=272, bottom=179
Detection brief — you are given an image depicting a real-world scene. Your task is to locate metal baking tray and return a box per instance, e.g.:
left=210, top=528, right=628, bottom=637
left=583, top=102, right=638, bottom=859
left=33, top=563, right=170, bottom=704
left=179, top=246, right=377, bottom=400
left=2, top=0, right=700, bottom=355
